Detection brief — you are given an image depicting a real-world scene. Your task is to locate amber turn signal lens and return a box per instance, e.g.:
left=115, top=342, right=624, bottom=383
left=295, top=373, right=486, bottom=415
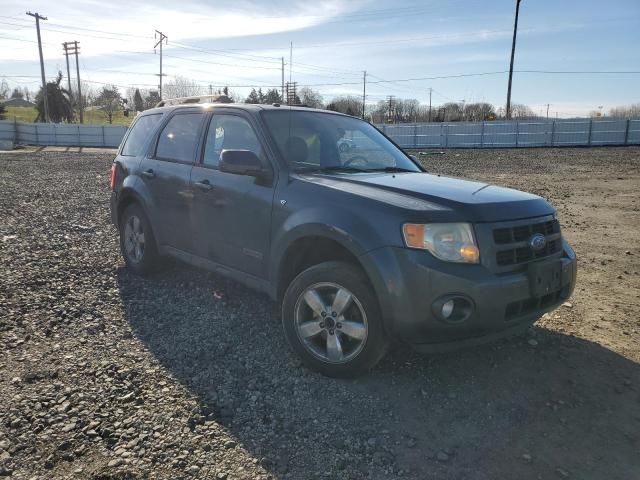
left=459, top=244, right=480, bottom=262
left=402, top=224, right=425, bottom=248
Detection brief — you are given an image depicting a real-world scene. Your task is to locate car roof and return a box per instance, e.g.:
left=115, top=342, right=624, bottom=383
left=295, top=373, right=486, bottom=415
left=140, top=103, right=353, bottom=118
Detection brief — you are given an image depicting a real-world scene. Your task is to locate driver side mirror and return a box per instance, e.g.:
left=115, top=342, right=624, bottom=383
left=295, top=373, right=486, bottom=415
left=219, top=149, right=270, bottom=178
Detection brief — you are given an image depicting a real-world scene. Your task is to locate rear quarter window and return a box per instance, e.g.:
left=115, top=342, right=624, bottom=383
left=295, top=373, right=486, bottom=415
left=121, top=114, right=162, bottom=156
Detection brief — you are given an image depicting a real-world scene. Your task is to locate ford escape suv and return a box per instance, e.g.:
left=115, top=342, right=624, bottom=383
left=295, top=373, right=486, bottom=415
left=110, top=102, right=577, bottom=377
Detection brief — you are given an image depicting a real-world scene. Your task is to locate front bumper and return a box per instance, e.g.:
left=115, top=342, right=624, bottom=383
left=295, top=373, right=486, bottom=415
left=361, top=241, right=577, bottom=350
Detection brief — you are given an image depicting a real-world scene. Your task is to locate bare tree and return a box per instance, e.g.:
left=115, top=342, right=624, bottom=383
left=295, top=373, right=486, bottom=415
left=10, top=87, right=24, bottom=99
left=0, top=78, right=9, bottom=99
left=463, top=102, right=497, bottom=121
left=608, top=104, right=640, bottom=118
left=299, top=87, right=323, bottom=109
left=507, top=103, right=536, bottom=119
left=143, top=90, right=161, bottom=109
left=326, top=96, right=363, bottom=117
left=442, top=102, right=463, bottom=121
left=164, top=76, right=202, bottom=99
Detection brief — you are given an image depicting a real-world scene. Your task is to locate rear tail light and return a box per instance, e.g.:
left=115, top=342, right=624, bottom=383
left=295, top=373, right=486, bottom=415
left=109, top=164, right=117, bottom=191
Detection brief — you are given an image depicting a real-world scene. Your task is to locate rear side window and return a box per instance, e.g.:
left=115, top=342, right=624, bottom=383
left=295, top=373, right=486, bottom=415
left=121, top=114, right=162, bottom=156
left=155, top=113, right=205, bottom=163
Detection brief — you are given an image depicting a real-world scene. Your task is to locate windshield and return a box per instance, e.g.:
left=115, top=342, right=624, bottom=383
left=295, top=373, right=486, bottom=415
left=261, top=110, right=421, bottom=173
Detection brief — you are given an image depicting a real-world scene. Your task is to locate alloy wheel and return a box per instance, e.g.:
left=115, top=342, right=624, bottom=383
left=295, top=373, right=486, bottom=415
left=123, top=214, right=145, bottom=263
left=293, top=282, right=368, bottom=363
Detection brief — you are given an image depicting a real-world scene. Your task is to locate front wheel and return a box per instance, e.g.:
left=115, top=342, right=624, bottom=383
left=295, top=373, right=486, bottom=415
left=282, top=261, right=389, bottom=378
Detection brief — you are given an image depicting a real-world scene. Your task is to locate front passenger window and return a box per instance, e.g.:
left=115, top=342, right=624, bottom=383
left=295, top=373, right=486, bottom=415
left=203, top=115, right=263, bottom=168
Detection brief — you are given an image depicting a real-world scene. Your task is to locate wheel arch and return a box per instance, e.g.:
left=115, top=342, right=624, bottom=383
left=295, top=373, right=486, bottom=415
left=273, top=232, right=372, bottom=302
left=115, top=180, right=161, bottom=252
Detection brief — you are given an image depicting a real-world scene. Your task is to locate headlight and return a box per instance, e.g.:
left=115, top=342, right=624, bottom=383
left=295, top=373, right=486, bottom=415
left=402, top=223, right=480, bottom=263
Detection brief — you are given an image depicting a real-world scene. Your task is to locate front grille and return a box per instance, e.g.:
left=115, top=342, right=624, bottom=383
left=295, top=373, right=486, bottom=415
left=493, top=219, right=562, bottom=267
left=494, top=220, right=558, bottom=244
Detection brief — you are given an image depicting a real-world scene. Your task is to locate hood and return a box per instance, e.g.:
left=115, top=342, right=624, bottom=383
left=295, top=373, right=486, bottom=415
left=305, top=172, right=554, bottom=222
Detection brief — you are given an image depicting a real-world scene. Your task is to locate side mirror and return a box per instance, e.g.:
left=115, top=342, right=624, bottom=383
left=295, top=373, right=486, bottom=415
left=219, top=149, right=269, bottom=178
left=410, top=154, right=419, bottom=162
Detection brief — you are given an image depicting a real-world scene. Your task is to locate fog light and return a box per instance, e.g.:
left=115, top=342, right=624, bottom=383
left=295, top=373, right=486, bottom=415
left=432, top=295, right=475, bottom=324
left=441, top=300, right=455, bottom=319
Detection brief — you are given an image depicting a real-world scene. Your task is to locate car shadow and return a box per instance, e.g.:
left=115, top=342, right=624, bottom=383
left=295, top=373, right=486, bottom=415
left=117, top=264, right=639, bottom=480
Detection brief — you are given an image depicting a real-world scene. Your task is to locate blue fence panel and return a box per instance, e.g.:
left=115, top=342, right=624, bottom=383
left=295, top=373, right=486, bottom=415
left=516, top=121, right=553, bottom=147
left=590, top=119, right=627, bottom=145
left=628, top=120, right=640, bottom=144
left=0, top=120, right=128, bottom=147
left=481, top=121, right=518, bottom=147
left=415, top=123, right=443, bottom=148
left=2, top=117, right=639, bottom=149
left=375, top=118, right=640, bottom=148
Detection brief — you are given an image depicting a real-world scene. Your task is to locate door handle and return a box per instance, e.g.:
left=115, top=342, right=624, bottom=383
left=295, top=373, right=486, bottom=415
left=141, top=169, right=155, bottom=179
left=194, top=180, right=213, bottom=191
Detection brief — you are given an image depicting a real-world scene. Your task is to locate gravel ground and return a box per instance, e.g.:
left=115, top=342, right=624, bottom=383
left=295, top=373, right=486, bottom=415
left=1, top=146, right=639, bottom=480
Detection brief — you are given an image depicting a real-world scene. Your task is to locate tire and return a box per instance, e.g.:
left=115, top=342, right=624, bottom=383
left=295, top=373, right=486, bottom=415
left=119, top=203, right=160, bottom=275
left=282, top=261, right=389, bottom=378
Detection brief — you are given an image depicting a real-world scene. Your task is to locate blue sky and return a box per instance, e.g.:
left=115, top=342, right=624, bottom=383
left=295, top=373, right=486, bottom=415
left=1, top=0, right=638, bottom=117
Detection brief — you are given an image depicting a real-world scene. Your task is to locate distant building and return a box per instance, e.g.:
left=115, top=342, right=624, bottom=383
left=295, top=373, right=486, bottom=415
left=1, top=98, right=36, bottom=108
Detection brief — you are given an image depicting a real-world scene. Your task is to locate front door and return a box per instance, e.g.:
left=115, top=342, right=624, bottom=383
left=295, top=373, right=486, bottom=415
left=190, top=111, right=275, bottom=278
left=139, top=111, right=205, bottom=252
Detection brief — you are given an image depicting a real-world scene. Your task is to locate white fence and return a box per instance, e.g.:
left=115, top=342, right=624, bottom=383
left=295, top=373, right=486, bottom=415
left=376, top=118, right=640, bottom=148
left=1, top=118, right=639, bottom=150
left=0, top=120, right=128, bottom=148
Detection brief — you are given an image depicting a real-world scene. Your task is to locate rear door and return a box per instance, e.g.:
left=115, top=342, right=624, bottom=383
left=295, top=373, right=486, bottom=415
left=190, top=110, right=276, bottom=278
left=139, top=110, right=206, bottom=252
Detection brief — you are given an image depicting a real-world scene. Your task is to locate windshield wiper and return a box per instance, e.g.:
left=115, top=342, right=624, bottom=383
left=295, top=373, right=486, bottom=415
left=365, top=166, right=417, bottom=173
left=296, top=165, right=367, bottom=174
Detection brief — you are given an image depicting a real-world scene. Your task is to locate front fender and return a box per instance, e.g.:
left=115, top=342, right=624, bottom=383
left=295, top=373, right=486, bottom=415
left=268, top=205, right=389, bottom=296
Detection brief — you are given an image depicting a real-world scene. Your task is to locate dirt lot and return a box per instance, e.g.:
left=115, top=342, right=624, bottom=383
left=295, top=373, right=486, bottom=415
left=1, top=147, right=639, bottom=480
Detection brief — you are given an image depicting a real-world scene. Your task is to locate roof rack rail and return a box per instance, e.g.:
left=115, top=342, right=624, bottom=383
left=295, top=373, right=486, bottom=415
left=155, top=94, right=233, bottom=108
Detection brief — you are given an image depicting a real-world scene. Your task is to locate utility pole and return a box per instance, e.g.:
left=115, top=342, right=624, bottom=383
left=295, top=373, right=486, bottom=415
left=285, top=82, right=298, bottom=105
left=62, top=43, right=72, bottom=97
left=387, top=95, right=395, bottom=123
left=154, top=30, right=168, bottom=100
left=546, top=103, right=550, bottom=119
left=428, top=87, right=432, bottom=122
left=362, top=71, right=367, bottom=119
left=289, top=42, right=293, bottom=86
left=505, top=0, right=522, bottom=119
left=26, top=11, right=48, bottom=122
left=281, top=57, right=285, bottom=104
left=64, top=41, right=83, bottom=123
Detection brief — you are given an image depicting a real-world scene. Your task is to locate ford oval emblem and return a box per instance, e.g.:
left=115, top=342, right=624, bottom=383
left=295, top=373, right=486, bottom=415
left=529, top=233, right=547, bottom=251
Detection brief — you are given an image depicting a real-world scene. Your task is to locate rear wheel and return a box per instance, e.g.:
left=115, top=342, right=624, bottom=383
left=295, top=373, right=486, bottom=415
left=119, top=203, right=160, bottom=275
left=282, top=261, right=388, bottom=378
